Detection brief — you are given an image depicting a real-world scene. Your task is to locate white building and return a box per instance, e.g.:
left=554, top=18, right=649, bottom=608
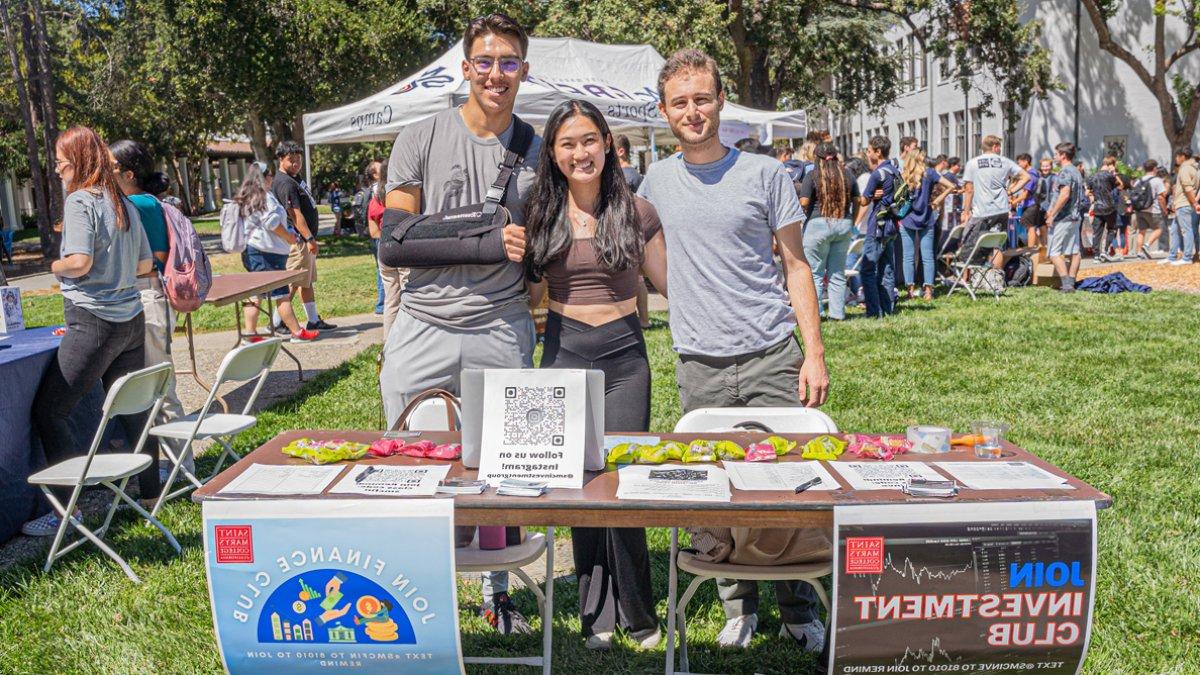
left=828, top=1, right=1200, bottom=167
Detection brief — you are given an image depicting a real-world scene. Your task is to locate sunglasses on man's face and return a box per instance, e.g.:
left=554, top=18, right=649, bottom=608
left=469, top=56, right=523, bottom=76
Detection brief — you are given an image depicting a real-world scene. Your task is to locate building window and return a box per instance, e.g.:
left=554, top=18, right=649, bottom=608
left=908, top=36, right=918, bottom=90
left=971, top=107, right=983, bottom=153
left=907, top=120, right=917, bottom=142
left=897, top=40, right=908, bottom=92
left=920, top=118, right=929, bottom=150
left=954, top=111, right=966, bottom=158
left=939, top=114, right=950, bottom=155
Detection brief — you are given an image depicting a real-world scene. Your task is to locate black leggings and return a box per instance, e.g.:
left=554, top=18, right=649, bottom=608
left=33, top=301, right=160, bottom=507
left=542, top=312, right=657, bottom=637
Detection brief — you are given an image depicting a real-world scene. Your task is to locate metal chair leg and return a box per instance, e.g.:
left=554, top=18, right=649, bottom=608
left=110, top=483, right=181, bottom=554
left=675, top=575, right=708, bottom=674
left=665, top=527, right=680, bottom=675
left=42, top=489, right=141, bottom=583
left=542, top=528, right=554, bottom=675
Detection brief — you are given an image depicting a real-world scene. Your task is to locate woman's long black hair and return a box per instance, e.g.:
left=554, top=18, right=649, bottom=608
left=525, top=99, right=642, bottom=277
left=110, top=139, right=171, bottom=195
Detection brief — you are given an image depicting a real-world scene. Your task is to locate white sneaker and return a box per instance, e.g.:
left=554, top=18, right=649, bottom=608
left=1158, top=257, right=1176, bottom=265
left=21, top=509, right=82, bottom=537
left=716, top=613, right=757, bottom=648
left=633, top=627, right=662, bottom=650
left=584, top=631, right=613, bottom=650
left=1170, top=259, right=1193, bottom=266
left=780, top=619, right=826, bottom=653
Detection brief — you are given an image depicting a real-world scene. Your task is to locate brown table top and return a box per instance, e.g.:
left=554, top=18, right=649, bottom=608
left=204, top=271, right=307, bottom=307
left=193, top=430, right=1112, bottom=528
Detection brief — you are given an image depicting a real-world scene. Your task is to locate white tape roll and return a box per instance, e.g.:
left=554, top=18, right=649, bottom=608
left=906, top=425, right=952, bottom=454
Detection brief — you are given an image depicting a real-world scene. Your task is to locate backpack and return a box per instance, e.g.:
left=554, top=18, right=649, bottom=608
left=352, top=188, right=372, bottom=234
left=880, top=164, right=913, bottom=220
left=1004, top=254, right=1032, bottom=287
left=1129, top=178, right=1154, bottom=211
left=160, top=202, right=212, bottom=313
left=218, top=200, right=246, bottom=253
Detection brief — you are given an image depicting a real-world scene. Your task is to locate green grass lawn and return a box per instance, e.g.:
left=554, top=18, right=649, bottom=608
left=21, top=235, right=378, bottom=332
left=2, top=289, right=1199, bottom=673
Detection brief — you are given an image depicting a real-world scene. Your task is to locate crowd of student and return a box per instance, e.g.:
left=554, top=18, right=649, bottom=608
left=21, top=8, right=1200, bottom=657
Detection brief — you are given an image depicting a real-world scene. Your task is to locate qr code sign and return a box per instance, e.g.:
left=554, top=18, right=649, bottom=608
left=503, top=386, right=566, bottom=446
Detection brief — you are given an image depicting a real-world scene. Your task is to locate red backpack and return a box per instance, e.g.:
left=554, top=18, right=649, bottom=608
left=160, top=201, right=212, bottom=312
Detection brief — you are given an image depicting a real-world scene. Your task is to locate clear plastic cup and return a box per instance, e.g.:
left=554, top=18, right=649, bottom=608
left=971, top=420, right=1010, bottom=459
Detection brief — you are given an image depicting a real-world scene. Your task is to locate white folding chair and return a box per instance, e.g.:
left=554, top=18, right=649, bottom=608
left=842, top=237, right=865, bottom=283
left=666, top=407, right=837, bottom=675
left=936, top=224, right=965, bottom=285
left=28, top=362, right=182, bottom=583
left=946, top=230, right=1008, bottom=301
left=148, top=338, right=282, bottom=516
left=402, top=389, right=554, bottom=675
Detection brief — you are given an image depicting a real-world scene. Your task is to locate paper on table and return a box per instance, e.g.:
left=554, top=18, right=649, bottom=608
left=218, top=464, right=344, bottom=496
left=604, top=434, right=660, bottom=450
left=934, top=461, right=1074, bottom=490
left=615, top=463, right=731, bottom=502
left=830, top=461, right=947, bottom=491
left=722, top=460, right=840, bottom=491
left=328, top=464, right=451, bottom=496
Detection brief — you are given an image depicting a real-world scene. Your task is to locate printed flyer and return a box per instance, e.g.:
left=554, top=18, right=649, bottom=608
left=203, top=499, right=463, bottom=674
left=830, top=501, right=1096, bottom=675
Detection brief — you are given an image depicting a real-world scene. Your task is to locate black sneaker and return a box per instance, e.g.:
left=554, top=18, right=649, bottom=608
left=481, top=592, right=534, bottom=635
left=272, top=322, right=289, bottom=336
left=307, top=319, right=338, bottom=331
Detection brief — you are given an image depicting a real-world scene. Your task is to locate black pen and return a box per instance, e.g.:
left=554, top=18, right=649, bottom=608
left=356, top=466, right=379, bottom=483
left=794, top=477, right=822, bottom=493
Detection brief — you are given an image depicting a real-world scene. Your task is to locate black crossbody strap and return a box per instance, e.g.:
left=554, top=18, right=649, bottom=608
left=482, top=118, right=535, bottom=216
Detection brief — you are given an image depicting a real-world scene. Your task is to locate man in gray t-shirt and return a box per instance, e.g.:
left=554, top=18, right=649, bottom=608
left=639, top=48, right=830, bottom=653
left=958, top=135, right=1029, bottom=266
left=379, top=16, right=540, bottom=636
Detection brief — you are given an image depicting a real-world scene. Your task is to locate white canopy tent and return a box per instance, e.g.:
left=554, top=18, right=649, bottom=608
left=301, top=37, right=807, bottom=183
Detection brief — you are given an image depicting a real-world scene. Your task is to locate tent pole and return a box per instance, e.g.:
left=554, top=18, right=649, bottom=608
left=304, top=143, right=313, bottom=192
left=649, top=127, right=657, bottom=163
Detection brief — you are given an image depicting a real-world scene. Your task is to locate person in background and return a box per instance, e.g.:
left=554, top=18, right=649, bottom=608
left=0, top=208, right=12, bottom=263
left=795, top=140, right=817, bottom=180
left=939, top=156, right=963, bottom=250
left=109, top=139, right=189, bottom=479
left=366, top=160, right=406, bottom=339
left=639, top=48, right=830, bottom=653
left=1163, top=145, right=1198, bottom=265
left=958, top=136, right=1029, bottom=269
left=525, top=99, right=668, bottom=652
left=798, top=142, right=859, bottom=320
left=1013, top=153, right=1041, bottom=249
left=272, top=142, right=337, bottom=332
left=1155, top=166, right=1173, bottom=256
left=23, top=127, right=161, bottom=537
left=328, top=182, right=343, bottom=236
left=1086, top=156, right=1124, bottom=261
left=858, top=135, right=900, bottom=318
left=1131, top=160, right=1167, bottom=259
left=899, top=147, right=956, bottom=300
left=1044, top=142, right=1086, bottom=292
left=615, top=134, right=652, bottom=329
left=235, top=163, right=315, bottom=343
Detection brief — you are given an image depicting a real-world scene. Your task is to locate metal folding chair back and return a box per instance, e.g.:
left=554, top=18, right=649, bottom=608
left=150, top=339, right=282, bottom=515
left=27, top=362, right=181, bottom=582
left=666, top=407, right=837, bottom=673
left=843, top=237, right=866, bottom=279
left=947, top=231, right=1009, bottom=301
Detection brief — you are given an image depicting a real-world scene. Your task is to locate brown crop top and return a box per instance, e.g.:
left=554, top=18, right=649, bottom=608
left=543, top=197, right=662, bottom=305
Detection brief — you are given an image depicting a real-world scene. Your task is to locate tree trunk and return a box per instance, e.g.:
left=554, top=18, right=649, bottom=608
left=245, top=111, right=273, bottom=168
left=168, top=155, right=194, bottom=215
left=28, top=0, right=59, bottom=221
left=725, top=0, right=778, bottom=110
left=0, top=0, right=53, bottom=256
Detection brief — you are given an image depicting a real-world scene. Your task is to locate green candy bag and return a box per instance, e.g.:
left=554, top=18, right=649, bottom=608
left=764, top=435, right=798, bottom=456
left=606, top=443, right=637, bottom=466
left=661, top=441, right=687, bottom=461
left=635, top=444, right=671, bottom=464
left=682, top=440, right=718, bottom=463
left=714, top=440, right=746, bottom=460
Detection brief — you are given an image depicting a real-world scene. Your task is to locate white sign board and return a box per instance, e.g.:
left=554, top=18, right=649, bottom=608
left=477, top=369, right=588, bottom=488
left=0, top=286, right=23, bottom=333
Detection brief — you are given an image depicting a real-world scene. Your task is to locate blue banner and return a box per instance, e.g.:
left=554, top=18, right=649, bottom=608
left=203, top=499, right=463, bottom=674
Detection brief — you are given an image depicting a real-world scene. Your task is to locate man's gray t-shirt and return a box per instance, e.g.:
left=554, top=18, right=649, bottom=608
left=60, top=189, right=151, bottom=322
left=638, top=148, right=805, bottom=357
left=962, top=152, right=1021, bottom=219
left=386, top=108, right=542, bottom=328
left=1051, top=164, right=1085, bottom=223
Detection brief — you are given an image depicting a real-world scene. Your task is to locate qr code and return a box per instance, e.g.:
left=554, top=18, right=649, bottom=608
left=503, top=386, right=566, bottom=446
